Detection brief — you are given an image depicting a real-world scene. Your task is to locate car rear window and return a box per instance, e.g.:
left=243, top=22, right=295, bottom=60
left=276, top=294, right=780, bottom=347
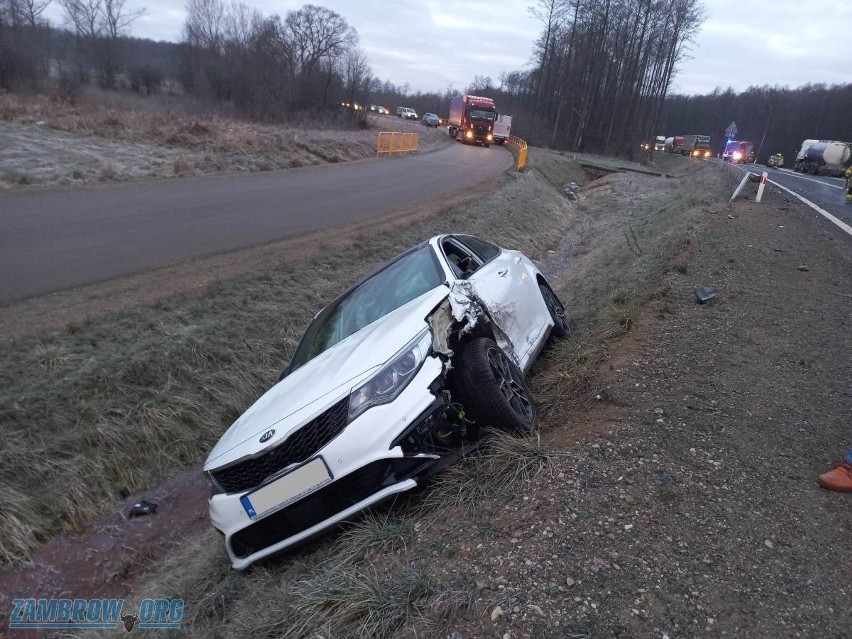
left=458, top=235, right=501, bottom=262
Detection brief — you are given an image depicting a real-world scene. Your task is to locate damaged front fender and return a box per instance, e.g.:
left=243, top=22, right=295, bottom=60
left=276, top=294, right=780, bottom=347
left=428, top=283, right=520, bottom=367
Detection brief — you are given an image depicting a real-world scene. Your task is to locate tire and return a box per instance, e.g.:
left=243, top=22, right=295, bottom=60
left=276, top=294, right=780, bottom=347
left=539, top=284, right=571, bottom=338
left=453, top=337, right=537, bottom=435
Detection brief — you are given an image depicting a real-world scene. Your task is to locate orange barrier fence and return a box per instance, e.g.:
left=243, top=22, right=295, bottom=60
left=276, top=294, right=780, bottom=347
left=377, top=132, right=419, bottom=157
left=506, top=135, right=528, bottom=171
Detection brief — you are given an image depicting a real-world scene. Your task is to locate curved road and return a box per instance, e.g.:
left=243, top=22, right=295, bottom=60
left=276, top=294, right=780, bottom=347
left=0, top=143, right=513, bottom=303
left=741, top=165, right=850, bottom=224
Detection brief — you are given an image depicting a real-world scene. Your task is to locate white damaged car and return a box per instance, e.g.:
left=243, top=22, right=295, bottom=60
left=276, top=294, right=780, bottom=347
left=204, top=234, right=571, bottom=568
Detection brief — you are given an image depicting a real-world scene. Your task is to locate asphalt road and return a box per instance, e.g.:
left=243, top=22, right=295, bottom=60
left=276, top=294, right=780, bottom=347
left=0, top=143, right=513, bottom=303
left=740, top=164, right=850, bottom=223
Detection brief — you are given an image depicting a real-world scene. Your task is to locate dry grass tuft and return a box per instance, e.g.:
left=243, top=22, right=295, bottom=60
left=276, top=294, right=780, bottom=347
left=335, top=511, right=414, bottom=563
left=425, top=432, right=551, bottom=510
left=291, top=563, right=472, bottom=639
left=173, top=153, right=190, bottom=175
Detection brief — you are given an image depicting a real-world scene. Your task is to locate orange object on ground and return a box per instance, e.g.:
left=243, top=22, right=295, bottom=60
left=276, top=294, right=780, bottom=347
left=817, top=460, right=852, bottom=492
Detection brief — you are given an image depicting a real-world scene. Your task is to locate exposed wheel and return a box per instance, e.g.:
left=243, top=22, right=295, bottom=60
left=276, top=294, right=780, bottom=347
left=454, top=337, right=537, bottom=435
left=539, top=284, right=571, bottom=337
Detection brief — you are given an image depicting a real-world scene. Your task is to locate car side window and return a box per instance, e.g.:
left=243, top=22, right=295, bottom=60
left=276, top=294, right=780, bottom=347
left=441, top=239, right=482, bottom=279
left=457, top=235, right=501, bottom=263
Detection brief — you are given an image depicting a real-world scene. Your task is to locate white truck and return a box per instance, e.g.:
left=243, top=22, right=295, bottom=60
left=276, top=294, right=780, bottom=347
left=794, top=139, right=852, bottom=176
left=493, top=114, right=512, bottom=145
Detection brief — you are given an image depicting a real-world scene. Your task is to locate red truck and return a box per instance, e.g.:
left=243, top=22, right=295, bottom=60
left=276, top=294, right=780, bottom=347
left=447, top=95, right=497, bottom=147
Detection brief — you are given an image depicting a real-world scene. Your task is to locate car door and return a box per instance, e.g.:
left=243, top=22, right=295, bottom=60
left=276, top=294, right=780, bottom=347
left=442, top=236, right=545, bottom=367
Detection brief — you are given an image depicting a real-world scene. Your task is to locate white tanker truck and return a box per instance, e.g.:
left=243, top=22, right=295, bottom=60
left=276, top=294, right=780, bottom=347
left=793, top=140, right=851, bottom=177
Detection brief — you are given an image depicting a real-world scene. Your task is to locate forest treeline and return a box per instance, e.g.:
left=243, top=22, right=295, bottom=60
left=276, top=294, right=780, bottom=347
left=659, top=84, right=852, bottom=163
left=485, top=0, right=706, bottom=157
left=1, top=0, right=709, bottom=151
left=5, top=0, right=848, bottom=163
left=0, top=0, right=381, bottom=122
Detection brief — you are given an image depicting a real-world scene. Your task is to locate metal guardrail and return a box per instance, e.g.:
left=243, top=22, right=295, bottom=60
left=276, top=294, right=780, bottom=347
left=376, top=132, right=419, bottom=157
left=505, top=135, right=528, bottom=171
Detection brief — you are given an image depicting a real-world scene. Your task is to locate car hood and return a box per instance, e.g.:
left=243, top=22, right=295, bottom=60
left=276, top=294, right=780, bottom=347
left=204, top=286, right=449, bottom=470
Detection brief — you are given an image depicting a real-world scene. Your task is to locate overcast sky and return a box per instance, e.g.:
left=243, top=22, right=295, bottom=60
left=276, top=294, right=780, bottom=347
left=44, top=0, right=852, bottom=96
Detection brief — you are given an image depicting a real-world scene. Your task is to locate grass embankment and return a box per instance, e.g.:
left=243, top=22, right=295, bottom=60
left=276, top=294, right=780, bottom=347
left=99, top=154, right=729, bottom=639
left=1, top=148, right=730, bottom=636
left=0, top=154, right=574, bottom=565
left=0, top=91, right=448, bottom=189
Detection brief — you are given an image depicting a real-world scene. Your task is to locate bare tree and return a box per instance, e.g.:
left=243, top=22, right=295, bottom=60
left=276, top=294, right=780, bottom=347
left=1, top=0, right=25, bottom=28
left=101, top=0, right=143, bottom=39
left=61, top=0, right=102, bottom=38
left=184, top=0, right=225, bottom=51
left=27, top=0, right=52, bottom=26
left=223, top=1, right=259, bottom=49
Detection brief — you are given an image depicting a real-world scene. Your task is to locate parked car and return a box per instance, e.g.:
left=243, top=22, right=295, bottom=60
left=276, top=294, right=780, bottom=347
left=396, top=107, right=418, bottom=120
left=204, top=234, right=571, bottom=569
left=421, top=113, right=440, bottom=127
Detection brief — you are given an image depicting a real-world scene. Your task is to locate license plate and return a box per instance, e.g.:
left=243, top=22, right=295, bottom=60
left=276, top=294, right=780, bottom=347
left=240, top=457, right=332, bottom=520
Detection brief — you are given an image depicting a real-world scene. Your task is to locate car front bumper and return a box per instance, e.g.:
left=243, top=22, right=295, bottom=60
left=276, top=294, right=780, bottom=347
left=209, top=356, right=446, bottom=569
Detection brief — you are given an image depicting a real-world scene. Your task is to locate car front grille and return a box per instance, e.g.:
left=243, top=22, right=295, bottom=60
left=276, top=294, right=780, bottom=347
left=474, top=125, right=488, bottom=135
left=211, top=397, right=349, bottom=494
left=229, top=457, right=430, bottom=559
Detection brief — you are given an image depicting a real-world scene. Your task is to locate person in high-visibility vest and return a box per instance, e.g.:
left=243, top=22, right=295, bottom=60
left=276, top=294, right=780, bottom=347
left=846, top=165, right=852, bottom=204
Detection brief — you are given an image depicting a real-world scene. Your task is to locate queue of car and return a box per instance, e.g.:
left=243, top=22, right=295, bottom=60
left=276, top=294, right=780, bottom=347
left=356, top=103, right=446, bottom=129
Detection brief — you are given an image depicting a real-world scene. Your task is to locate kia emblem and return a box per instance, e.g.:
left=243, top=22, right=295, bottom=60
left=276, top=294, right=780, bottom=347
left=259, top=429, right=275, bottom=443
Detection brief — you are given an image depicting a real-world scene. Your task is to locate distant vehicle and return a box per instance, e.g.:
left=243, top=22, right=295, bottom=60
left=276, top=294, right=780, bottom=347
left=793, top=140, right=851, bottom=176
left=664, top=136, right=684, bottom=153
left=370, top=105, right=390, bottom=115
left=766, top=153, right=784, bottom=168
left=447, top=95, right=497, bottom=147
left=723, top=140, right=755, bottom=164
left=421, top=113, right=440, bottom=127
left=681, top=134, right=712, bottom=158
left=396, top=107, right=418, bottom=120
left=493, top=114, right=512, bottom=145
left=653, top=136, right=666, bottom=151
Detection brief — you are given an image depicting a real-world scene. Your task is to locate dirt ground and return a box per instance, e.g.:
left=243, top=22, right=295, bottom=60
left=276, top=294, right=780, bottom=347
left=427, top=188, right=852, bottom=637
left=1, top=154, right=850, bottom=637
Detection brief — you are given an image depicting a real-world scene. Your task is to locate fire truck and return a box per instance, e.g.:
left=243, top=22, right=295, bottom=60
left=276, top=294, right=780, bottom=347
left=447, top=95, right=497, bottom=147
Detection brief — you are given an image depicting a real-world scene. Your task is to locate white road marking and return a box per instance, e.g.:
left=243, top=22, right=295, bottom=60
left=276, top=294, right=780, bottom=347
left=772, top=168, right=845, bottom=190
left=766, top=179, right=852, bottom=239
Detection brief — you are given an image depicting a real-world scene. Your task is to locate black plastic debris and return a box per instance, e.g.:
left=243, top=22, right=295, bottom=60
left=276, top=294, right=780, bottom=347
left=128, top=500, right=158, bottom=517
left=694, top=286, right=716, bottom=304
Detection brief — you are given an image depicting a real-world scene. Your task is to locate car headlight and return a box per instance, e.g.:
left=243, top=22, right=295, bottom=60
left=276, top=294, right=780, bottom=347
left=487, top=133, right=493, bottom=141
left=348, top=329, right=432, bottom=421
left=466, top=130, right=473, bottom=139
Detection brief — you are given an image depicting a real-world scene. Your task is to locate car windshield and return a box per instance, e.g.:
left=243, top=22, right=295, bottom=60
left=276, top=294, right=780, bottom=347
left=469, top=108, right=496, bottom=121
left=289, top=246, right=443, bottom=371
